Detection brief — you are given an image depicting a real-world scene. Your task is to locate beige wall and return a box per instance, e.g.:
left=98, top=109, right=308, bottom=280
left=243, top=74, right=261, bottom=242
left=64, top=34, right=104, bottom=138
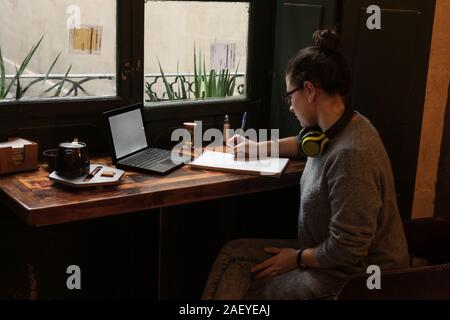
left=412, top=0, right=450, bottom=219
left=0, top=0, right=116, bottom=97
left=144, top=2, right=249, bottom=99
left=145, top=2, right=249, bottom=75
left=0, top=0, right=116, bottom=75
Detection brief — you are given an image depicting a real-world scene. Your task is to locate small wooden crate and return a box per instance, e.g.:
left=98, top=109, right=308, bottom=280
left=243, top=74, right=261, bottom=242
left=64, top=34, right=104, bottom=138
left=0, top=139, right=38, bottom=175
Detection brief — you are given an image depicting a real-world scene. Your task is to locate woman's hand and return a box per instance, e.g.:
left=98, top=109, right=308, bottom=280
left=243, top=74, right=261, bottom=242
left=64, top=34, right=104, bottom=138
left=251, top=247, right=299, bottom=280
left=226, top=135, right=266, bottom=160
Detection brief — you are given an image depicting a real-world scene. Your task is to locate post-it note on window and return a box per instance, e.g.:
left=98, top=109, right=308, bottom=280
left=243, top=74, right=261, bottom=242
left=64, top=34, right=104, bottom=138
left=69, top=25, right=103, bottom=55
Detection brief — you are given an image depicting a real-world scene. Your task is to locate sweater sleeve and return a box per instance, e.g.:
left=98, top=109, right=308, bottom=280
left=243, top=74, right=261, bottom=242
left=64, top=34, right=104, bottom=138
left=316, top=148, right=382, bottom=268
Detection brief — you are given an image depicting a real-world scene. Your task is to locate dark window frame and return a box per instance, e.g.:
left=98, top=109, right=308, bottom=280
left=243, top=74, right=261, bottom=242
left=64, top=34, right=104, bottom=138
left=0, top=0, right=135, bottom=120
left=141, top=0, right=277, bottom=129
left=0, top=0, right=277, bottom=143
left=142, top=0, right=253, bottom=117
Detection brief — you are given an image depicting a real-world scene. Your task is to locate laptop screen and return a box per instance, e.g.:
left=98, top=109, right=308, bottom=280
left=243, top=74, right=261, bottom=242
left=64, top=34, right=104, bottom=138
left=108, top=107, right=148, bottom=159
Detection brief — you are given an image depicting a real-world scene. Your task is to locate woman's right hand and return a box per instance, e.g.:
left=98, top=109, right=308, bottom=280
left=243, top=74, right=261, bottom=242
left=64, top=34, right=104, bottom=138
left=226, top=134, right=261, bottom=160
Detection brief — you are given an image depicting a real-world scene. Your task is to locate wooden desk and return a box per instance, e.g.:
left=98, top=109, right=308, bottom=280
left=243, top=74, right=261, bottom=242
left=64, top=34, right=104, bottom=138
left=0, top=157, right=305, bottom=227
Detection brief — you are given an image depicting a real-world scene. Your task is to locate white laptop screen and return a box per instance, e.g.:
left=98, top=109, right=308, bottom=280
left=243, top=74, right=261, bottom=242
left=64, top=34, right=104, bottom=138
left=108, top=108, right=148, bottom=159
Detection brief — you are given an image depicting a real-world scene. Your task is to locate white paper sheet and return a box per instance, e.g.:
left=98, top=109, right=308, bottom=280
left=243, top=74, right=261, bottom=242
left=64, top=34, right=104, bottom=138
left=190, top=151, right=289, bottom=177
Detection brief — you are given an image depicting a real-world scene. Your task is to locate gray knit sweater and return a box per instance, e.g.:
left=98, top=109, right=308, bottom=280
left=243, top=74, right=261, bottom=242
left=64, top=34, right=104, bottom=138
left=298, top=111, right=409, bottom=274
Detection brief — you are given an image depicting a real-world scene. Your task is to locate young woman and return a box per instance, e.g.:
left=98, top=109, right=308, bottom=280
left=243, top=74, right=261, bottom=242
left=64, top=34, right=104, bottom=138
left=202, top=29, right=409, bottom=300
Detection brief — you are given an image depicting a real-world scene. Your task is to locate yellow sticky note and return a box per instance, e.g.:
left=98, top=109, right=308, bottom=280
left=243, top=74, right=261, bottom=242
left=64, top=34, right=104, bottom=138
left=69, top=25, right=102, bottom=54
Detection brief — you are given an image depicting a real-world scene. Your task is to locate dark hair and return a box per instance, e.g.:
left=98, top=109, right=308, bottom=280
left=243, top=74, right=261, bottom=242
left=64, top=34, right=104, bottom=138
left=285, top=29, right=351, bottom=97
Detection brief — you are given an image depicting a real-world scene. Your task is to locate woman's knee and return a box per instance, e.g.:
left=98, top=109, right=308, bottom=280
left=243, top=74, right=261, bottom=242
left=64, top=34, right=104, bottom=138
left=221, top=239, right=251, bottom=255
left=220, top=238, right=268, bottom=258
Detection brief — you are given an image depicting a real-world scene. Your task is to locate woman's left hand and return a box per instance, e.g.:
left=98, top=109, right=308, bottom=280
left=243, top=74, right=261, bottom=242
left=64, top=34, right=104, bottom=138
left=251, top=247, right=299, bottom=280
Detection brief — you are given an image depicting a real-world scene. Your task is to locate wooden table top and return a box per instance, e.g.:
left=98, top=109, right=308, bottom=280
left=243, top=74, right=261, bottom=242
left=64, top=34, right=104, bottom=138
left=0, top=157, right=305, bottom=227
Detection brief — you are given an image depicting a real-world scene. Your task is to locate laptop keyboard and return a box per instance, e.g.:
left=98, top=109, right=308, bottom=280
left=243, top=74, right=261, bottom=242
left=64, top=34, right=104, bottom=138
left=119, top=148, right=172, bottom=168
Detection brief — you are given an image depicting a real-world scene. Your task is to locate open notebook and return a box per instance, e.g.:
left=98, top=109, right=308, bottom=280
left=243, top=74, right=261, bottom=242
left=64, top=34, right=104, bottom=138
left=189, top=151, right=290, bottom=177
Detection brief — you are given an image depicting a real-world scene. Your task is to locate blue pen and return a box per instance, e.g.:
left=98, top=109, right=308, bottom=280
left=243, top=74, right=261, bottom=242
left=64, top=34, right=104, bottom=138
left=241, top=112, right=248, bottom=131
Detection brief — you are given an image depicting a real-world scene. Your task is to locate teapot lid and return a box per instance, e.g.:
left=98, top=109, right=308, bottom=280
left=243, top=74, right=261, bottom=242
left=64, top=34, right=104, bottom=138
left=60, top=138, right=86, bottom=149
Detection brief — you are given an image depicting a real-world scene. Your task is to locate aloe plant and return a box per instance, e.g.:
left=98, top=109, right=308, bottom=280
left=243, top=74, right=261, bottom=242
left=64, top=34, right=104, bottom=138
left=193, top=44, right=201, bottom=99
left=146, top=45, right=242, bottom=102
left=202, top=58, right=208, bottom=99
left=1, top=35, right=44, bottom=99
left=228, top=61, right=239, bottom=96
left=157, top=58, right=175, bottom=100
left=150, top=58, right=189, bottom=101
left=176, top=61, right=187, bottom=100
left=0, top=44, right=5, bottom=99
left=55, top=64, right=72, bottom=97
left=201, top=55, right=239, bottom=99
left=15, top=67, right=22, bottom=100
left=145, top=82, right=159, bottom=102
left=0, top=36, right=72, bottom=100
left=43, top=51, right=62, bottom=84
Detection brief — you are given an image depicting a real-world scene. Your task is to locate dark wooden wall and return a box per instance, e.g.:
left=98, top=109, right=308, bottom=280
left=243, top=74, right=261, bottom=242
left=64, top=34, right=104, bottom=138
left=341, top=0, right=436, bottom=219
left=269, top=0, right=436, bottom=219
left=270, top=0, right=337, bottom=138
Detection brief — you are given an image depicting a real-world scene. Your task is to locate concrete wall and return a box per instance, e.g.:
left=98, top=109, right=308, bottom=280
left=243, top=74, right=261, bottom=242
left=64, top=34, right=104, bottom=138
left=145, top=2, right=249, bottom=75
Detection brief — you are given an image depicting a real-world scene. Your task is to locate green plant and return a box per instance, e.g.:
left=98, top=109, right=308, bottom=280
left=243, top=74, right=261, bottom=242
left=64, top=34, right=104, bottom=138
left=44, top=51, right=62, bottom=84
left=145, top=82, right=159, bottom=102
left=146, top=45, right=241, bottom=102
left=0, top=36, right=71, bottom=100
left=0, top=35, right=44, bottom=100
left=14, top=66, right=22, bottom=100
left=157, top=58, right=175, bottom=100
left=0, top=45, right=5, bottom=99
left=176, top=61, right=188, bottom=100
left=55, top=64, right=72, bottom=97
left=202, top=59, right=239, bottom=98
left=146, top=63, right=186, bottom=102
left=147, top=58, right=189, bottom=102
left=193, top=44, right=202, bottom=99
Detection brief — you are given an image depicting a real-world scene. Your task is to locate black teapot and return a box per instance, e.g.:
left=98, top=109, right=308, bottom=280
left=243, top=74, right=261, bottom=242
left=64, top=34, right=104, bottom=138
left=55, top=139, right=90, bottom=178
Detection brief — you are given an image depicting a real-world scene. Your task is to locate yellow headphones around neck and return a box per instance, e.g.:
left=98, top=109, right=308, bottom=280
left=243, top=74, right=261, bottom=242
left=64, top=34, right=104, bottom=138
left=298, top=108, right=355, bottom=158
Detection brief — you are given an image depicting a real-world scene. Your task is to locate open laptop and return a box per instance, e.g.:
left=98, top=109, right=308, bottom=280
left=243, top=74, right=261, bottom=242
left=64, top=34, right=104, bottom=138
left=104, top=104, right=186, bottom=174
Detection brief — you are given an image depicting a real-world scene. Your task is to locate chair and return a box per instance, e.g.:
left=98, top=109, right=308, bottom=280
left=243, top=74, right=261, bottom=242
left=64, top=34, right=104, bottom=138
left=336, top=217, right=450, bottom=299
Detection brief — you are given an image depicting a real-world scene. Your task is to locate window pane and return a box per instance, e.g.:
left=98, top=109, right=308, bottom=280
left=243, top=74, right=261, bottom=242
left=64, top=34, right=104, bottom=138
left=0, top=0, right=117, bottom=102
left=144, top=1, right=249, bottom=105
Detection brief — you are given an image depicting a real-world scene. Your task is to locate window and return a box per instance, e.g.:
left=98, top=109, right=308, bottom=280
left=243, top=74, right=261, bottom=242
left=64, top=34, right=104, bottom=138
left=0, top=0, right=275, bottom=128
left=144, top=1, right=250, bottom=106
left=0, top=0, right=117, bottom=102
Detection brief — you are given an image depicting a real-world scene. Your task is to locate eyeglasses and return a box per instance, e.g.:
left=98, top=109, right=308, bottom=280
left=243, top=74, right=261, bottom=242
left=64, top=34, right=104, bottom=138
left=282, top=84, right=321, bottom=105
left=283, top=87, right=301, bottom=105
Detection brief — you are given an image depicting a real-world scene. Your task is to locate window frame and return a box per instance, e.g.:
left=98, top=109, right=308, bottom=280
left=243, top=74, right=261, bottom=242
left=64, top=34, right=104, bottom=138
left=0, top=0, right=135, bottom=120
left=141, top=0, right=277, bottom=128
left=0, top=0, right=277, bottom=139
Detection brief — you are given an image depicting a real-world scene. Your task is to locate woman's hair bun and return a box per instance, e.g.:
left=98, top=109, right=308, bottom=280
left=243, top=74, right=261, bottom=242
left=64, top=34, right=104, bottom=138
left=312, top=29, right=341, bottom=52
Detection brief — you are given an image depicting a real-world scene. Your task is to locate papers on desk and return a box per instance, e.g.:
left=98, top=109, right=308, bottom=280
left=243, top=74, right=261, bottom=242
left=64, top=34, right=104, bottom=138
left=0, top=138, right=33, bottom=151
left=0, top=138, right=35, bottom=165
left=189, top=151, right=289, bottom=177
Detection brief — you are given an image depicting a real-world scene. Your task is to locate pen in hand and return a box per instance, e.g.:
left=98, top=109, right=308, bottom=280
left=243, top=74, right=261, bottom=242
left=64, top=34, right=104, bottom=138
left=225, top=112, right=247, bottom=145
left=241, top=112, right=248, bottom=131
left=226, top=112, right=248, bottom=158
left=232, top=112, right=251, bottom=161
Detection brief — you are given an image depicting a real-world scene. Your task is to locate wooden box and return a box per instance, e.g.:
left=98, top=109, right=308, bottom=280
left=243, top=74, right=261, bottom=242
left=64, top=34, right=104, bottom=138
left=0, top=138, right=38, bottom=175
